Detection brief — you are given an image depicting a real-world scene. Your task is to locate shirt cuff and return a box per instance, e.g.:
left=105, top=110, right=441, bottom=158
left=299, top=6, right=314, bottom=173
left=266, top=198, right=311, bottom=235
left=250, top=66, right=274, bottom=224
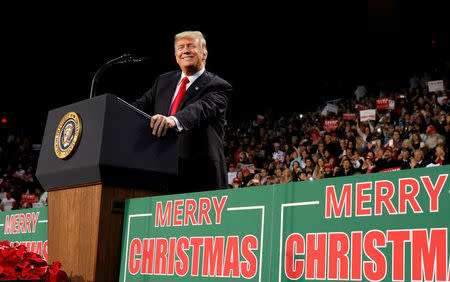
left=170, top=116, right=183, bottom=132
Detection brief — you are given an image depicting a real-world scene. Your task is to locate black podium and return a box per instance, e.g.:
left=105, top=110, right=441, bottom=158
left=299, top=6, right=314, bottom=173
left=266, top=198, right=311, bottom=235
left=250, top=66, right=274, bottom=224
left=36, top=94, right=178, bottom=281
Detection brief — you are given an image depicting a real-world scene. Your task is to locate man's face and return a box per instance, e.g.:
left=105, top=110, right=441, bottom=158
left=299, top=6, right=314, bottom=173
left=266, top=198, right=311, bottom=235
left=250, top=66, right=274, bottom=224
left=414, top=151, right=423, bottom=161
left=393, top=131, right=400, bottom=141
left=343, top=160, right=350, bottom=169
left=346, top=150, right=352, bottom=158
left=384, top=150, right=392, bottom=160
left=175, top=37, right=207, bottom=75
left=402, top=151, right=410, bottom=160
left=300, top=173, right=307, bottom=181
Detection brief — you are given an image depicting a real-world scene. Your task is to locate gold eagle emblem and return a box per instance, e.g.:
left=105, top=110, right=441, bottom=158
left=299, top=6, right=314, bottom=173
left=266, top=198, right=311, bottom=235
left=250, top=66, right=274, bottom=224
left=54, top=112, right=82, bottom=159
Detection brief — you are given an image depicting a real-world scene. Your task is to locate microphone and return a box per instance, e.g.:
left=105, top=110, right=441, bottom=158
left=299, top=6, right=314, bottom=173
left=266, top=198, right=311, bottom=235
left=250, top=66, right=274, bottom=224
left=89, top=54, right=149, bottom=99
left=116, top=56, right=150, bottom=64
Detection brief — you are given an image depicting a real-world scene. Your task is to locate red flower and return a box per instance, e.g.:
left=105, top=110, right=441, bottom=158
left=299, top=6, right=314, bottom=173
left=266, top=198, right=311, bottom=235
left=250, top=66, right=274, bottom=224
left=0, top=241, right=67, bottom=281
left=0, top=242, right=9, bottom=247
left=48, top=261, right=61, bottom=275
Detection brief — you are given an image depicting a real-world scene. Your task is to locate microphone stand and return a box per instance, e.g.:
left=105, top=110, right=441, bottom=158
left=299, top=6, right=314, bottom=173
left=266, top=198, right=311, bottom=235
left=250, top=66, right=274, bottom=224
left=89, top=54, right=131, bottom=99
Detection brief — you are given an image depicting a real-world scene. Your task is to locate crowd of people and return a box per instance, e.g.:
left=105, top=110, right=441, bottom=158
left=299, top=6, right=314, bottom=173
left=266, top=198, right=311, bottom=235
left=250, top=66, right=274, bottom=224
left=224, top=71, right=449, bottom=188
left=1, top=68, right=449, bottom=210
left=0, top=133, right=46, bottom=212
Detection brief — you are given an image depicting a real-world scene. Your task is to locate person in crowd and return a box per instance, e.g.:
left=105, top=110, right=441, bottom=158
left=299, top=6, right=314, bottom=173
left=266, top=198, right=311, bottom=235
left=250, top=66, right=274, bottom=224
left=227, top=164, right=237, bottom=186
left=323, top=163, right=333, bottom=178
left=289, top=149, right=302, bottom=169
left=231, top=177, right=241, bottom=189
left=425, top=125, right=443, bottom=151
left=391, top=130, right=403, bottom=150
left=280, top=169, right=294, bottom=184
left=433, top=144, right=448, bottom=165
left=260, top=168, right=270, bottom=185
left=0, top=186, right=6, bottom=200
left=0, top=192, right=16, bottom=211
left=335, top=158, right=355, bottom=176
left=241, top=168, right=253, bottom=187
left=360, top=156, right=376, bottom=174
left=312, top=158, right=325, bottom=179
left=272, top=143, right=285, bottom=163
left=375, top=147, right=401, bottom=171
left=38, top=190, right=48, bottom=207
left=411, top=131, right=425, bottom=150
left=410, top=149, right=428, bottom=168
left=399, top=149, right=412, bottom=169
left=247, top=173, right=262, bottom=187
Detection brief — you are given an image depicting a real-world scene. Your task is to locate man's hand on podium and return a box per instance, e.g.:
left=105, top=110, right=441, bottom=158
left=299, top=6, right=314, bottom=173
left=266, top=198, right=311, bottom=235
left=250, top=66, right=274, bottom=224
left=150, top=114, right=176, bottom=137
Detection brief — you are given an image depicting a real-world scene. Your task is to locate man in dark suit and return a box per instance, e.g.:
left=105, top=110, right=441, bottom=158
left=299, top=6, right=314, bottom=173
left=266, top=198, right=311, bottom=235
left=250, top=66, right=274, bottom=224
left=133, top=31, right=232, bottom=192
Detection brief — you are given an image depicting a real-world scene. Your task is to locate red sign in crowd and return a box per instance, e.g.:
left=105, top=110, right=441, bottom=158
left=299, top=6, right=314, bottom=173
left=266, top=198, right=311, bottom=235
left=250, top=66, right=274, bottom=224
left=323, top=120, right=339, bottom=132
left=342, top=113, right=356, bottom=120
left=376, top=98, right=395, bottom=110
left=376, top=98, right=390, bottom=109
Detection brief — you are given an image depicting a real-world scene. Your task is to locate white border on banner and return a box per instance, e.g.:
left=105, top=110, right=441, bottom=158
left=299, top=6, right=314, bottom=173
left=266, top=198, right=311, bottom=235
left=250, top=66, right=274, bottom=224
left=278, top=201, right=320, bottom=282
left=123, top=209, right=265, bottom=281
left=227, top=205, right=265, bottom=282
left=124, top=213, right=153, bottom=282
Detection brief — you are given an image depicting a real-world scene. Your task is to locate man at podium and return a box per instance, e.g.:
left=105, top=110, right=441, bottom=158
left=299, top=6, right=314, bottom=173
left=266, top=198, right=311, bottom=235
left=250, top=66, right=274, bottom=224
left=133, top=31, right=232, bottom=192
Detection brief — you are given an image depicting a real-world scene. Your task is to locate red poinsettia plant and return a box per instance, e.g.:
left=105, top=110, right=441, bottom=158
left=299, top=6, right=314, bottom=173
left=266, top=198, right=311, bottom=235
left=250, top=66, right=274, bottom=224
left=0, top=241, right=68, bottom=281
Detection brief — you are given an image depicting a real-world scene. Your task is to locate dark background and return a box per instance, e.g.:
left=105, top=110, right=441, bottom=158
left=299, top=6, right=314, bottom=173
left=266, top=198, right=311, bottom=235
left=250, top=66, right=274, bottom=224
left=1, top=1, right=448, bottom=144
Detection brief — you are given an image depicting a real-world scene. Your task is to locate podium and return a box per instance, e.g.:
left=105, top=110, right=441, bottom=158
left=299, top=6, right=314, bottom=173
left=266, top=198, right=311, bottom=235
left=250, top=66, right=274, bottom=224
left=36, top=94, right=178, bottom=281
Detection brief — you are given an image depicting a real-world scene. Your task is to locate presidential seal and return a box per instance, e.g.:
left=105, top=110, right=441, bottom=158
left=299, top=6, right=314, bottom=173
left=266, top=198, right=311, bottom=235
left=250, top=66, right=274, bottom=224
left=54, top=112, right=82, bottom=159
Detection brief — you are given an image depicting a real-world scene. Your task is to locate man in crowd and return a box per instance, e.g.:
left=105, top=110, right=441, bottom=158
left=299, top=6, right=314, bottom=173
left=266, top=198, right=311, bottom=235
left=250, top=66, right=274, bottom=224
left=0, top=192, right=16, bottom=211
left=375, top=147, right=402, bottom=171
left=272, top=143, right=285, bottom=163
left=227, top=164, right=237, bottom=186
left=410, top=149, right=428, bottom=168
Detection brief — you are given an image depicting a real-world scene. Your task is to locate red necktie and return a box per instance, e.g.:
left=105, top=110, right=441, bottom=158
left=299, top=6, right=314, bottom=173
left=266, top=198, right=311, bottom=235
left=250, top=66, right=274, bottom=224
left=169, top=77, right=190, bottom=115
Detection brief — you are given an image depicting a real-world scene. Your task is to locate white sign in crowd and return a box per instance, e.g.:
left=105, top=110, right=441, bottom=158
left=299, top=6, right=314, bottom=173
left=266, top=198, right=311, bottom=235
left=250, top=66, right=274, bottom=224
left=360, top=109, right=376, bottom=121
left=427, top=80, right=444, bottom=92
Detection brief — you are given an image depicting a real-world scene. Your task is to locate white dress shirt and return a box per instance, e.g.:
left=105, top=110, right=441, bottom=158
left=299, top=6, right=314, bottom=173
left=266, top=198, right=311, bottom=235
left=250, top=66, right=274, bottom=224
left=169, top=68, right=206, bottom=131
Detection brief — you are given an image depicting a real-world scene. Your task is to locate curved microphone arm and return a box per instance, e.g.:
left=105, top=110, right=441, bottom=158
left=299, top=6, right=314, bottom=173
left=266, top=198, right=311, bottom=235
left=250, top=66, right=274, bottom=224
left=89, top=54, right=131, bottom=99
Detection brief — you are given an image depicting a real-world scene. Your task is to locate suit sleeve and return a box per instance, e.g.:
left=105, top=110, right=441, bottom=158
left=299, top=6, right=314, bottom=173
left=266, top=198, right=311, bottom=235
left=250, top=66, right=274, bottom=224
left=132, top=78, right=158, bottom=113
left=173, top=82, right=232, bottom=131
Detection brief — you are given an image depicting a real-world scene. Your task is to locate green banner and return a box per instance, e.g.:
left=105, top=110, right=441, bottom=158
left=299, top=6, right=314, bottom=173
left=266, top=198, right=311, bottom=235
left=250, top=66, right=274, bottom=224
left=271, top=165, right=450, bottom=281
left=119, top=165, right=450, bottom=281
left=119, top=188, right=274, bottom=281
left=0, top=207, right=48, bottom=261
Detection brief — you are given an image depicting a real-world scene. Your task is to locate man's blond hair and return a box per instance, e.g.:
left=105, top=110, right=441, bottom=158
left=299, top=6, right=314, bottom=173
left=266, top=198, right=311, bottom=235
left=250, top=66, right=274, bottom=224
left=174, top=31, right=207, bottom=51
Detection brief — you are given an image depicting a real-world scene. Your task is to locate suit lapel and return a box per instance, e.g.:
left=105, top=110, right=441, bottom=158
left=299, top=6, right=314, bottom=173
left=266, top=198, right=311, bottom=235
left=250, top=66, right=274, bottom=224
left=178, top=71, right=213, bottom=110
left=161, top=71, right=181, bottom=115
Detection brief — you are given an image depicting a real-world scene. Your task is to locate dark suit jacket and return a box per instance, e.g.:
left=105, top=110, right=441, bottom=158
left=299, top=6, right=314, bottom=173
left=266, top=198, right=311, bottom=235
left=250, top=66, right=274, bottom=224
left=133, top=70, right=232, bottom=192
